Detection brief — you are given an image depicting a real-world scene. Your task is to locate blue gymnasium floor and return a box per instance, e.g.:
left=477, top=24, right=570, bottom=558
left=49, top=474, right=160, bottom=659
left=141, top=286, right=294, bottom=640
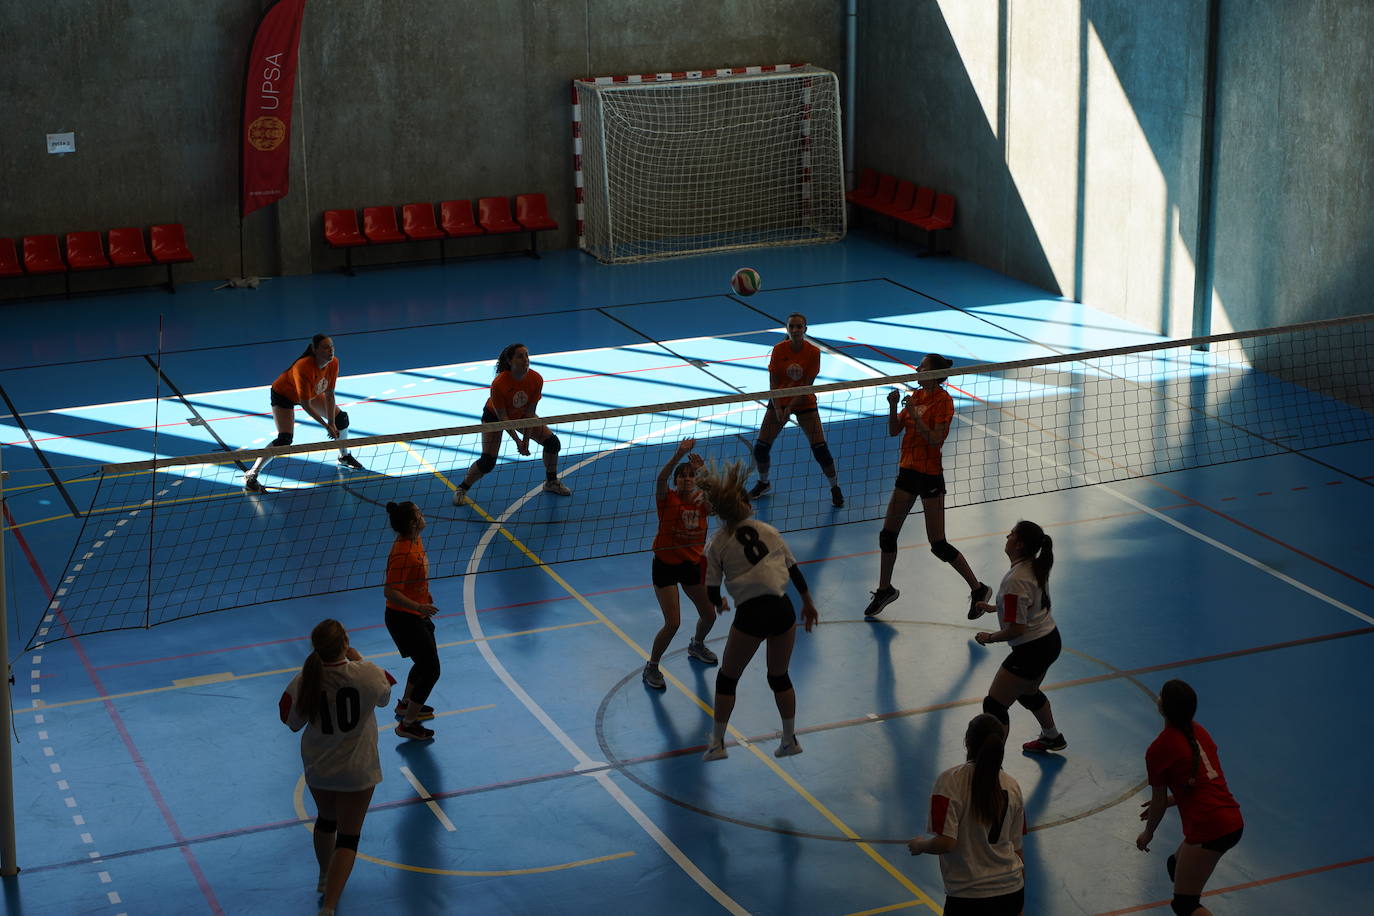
left=2, top=231, right=1372, bottom=915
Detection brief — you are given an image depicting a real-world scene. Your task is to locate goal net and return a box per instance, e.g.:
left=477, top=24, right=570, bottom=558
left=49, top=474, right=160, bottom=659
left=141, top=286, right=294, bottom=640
left=573, top=64, right=846, bottom=263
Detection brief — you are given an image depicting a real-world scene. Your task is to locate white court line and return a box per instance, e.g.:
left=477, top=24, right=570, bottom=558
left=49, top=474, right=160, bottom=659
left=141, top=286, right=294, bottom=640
left=398, top=766, right=457, bottom=832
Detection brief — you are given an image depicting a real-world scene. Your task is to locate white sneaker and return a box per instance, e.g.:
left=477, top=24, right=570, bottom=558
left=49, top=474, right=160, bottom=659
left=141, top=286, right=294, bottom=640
left=774, top=738, right=803, bottom=758
left=243, top=473, right=265, bottom=493
left=543, top=478, right=572, bottom=496
left=452, top=487, right=469, bottom=507
left=702, top=741, right=728, bottom=762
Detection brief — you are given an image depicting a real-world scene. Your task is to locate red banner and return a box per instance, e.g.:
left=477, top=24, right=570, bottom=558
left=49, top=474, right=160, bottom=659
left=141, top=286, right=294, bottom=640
left=240, top=0, right=308, bottom=217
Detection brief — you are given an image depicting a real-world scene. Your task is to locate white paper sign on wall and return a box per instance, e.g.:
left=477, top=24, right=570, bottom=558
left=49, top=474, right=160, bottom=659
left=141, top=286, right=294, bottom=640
left=47, top=132, right=76, bottom=154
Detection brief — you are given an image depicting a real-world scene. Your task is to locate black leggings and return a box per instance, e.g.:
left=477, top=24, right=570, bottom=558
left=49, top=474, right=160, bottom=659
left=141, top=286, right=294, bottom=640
left=384, top=609, right=441, bottom=706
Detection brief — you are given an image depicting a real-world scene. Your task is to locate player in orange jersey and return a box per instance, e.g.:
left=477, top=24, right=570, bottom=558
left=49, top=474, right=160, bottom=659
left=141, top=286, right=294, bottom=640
left=642, top=438, right=729, bottom=690
left=452, top=342, right=571, bottom=504
left=864, top=353, right=989, bottom=620
left=383, top=501, right=440, bottom=741
left=244, top=333, right=363, bottom=492
left=746, top=313, right=844, bottom=507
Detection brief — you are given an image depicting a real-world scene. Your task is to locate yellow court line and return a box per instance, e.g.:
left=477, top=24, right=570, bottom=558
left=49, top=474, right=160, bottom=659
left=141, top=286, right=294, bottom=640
left=399, top=449, right=939, bottom=910
left=291, top=775, right=635, bottom=876
left=11, top=619, right=597, bottom=716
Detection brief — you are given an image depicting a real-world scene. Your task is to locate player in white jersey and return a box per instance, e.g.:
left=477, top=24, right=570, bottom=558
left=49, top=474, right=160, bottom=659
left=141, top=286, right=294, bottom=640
left=280, top=619, right=394, bottom=916
left=908, top=714, right=1027, bottom=915
left=971, top=520, right=1066, bottom=754
left=694, top=460, right=819, bottom=761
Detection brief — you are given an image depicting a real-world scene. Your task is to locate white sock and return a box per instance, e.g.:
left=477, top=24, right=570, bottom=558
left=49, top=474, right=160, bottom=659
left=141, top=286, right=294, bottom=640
left=710, top=722, right=727, bottom=746
left=1041, top=726, right=1060, bottom=739
left=781, top=718, right=796, bottom=744
left=337, top=429, right=350, bottom=456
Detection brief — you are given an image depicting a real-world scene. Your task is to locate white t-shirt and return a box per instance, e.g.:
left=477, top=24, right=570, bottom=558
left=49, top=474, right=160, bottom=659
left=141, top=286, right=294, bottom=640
left=927, top=761, right=1026, bottom=898
left=704, top=520, right=796, bottom=606
left=281, top=659, right=394, bottom=792
left=996, top=559, right=1056, bottom=646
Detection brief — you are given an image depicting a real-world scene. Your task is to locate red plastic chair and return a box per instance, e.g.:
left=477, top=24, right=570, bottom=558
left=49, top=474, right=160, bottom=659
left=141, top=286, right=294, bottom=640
left=65, top=232, right=110, bottom=271
left=108, top=228, right=153, bottom=267
left=362, top=207, right=406, bottom=244
left=514, top=194, right=558, bottom=231
left=845, top=167, right=879, bottom=204
left=324, top=209, right=366, bottom=274
left=150, top=224, right=194, bottom=291
left=401, top=204, right=444, bottom=240
left=22, top=235, right=66, bottom=274
left=898, top=186, right=937, bottom=224
left=0, top=239, right=23, bottom=278
left=909, top=193, right=956, bottom=256
left=439, top=200, right=483, bottom=238
left=477, top=197, right=521, bottom=235
left=874, top=180, right=916, bottom=217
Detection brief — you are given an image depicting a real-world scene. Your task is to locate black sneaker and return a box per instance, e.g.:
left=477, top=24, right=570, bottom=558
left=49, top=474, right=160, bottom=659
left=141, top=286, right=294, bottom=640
left=337, top=454, right=366, bottom=471
left=968, top=583, right=991, bottom=620
left=830, top=485, right=844, bottom=508
left=1021, top=733, right=1067, bottom=754
left=864, top=586, right=899, bottom=618
left=395, top=701, right=435, bottom=721
left=748, top=480, right=771, bottom=499
left=395, top=721, right=435, bottom=741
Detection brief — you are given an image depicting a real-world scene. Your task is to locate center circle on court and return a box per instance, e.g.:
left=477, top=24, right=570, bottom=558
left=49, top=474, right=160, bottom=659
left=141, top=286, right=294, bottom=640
left=595, top=618, right=1157, bottom=844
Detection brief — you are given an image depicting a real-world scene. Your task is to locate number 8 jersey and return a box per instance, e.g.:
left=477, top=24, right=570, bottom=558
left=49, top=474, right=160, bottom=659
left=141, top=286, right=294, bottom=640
left=281, top=659, right=394, bottom=792
left=705, top=520, right=796, bottom=605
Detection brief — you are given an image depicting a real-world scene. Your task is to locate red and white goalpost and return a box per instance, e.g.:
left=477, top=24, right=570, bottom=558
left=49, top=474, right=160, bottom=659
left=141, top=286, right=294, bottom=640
left=572, top=64, right=846, bottom=264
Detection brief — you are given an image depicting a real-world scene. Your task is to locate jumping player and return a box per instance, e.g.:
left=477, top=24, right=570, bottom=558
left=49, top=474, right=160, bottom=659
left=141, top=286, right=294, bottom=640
left=747, top=313, right=844, bottom=508
left=452, top=342, right=571, bottom=504
left=864, top=353, right=989, bottom=619
left=244, top=333, right=363, bottom=492
left=694, top=460, right=819, bottom=761
left=643, top=438, right=729, bottom=690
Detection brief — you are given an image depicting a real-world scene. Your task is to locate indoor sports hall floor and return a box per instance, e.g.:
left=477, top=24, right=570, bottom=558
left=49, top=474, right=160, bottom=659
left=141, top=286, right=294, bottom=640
left=2, top=230, right=1371, bottom=915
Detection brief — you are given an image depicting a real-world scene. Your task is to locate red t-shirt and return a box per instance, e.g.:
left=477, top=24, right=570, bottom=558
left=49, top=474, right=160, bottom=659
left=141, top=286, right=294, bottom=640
left=652, top=490, right=708, bottom=564
left=899, top=387, right=954, bottom=474
left=487, top=369, right=543, bottom=420
left=768, top=339, right=821, bottom=413
left=1146, top=722, right=1243, bottom=843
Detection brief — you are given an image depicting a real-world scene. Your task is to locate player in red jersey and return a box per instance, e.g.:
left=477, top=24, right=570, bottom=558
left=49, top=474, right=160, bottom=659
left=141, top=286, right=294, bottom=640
left=746, top=313, right=844, bottom=507
left=452, top=342, right=571, bottom=504
left=642, top=438, right=729, bottom=690
left=1138, top=680, right=1244, bottom=916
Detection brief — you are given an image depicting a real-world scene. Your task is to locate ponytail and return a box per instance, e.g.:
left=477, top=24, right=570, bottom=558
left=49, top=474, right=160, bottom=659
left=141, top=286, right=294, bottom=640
left=386, top=501, right=420, bottom=538
left=1012, top=520, right=1054, bottom=606
left=965, top=714, right=1007, bottom=827
left=297, top=333, right=330, bottom=362
left=1159, top=679, right=1202, bottom=785
left=692, top=460, right=751, bottom=530
left=299, top=619, right=347, bottom=725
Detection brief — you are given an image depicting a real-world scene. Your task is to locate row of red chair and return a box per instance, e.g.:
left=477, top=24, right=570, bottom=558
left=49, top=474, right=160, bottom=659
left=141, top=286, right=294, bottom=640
left=324, top=194, right=558, bottom=273
left=846, top=169, right=957, bottom=256
left=0, top=224, right=194, bottom=294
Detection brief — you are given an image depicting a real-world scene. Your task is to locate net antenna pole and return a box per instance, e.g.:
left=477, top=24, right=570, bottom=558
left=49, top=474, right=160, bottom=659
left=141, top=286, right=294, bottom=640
left=147, top=314, right=164, bottom=631
left=1, top=443, right=19, bottom=875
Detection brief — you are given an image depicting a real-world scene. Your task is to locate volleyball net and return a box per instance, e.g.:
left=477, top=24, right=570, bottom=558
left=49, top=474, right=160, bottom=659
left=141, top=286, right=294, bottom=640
left=28, top=314, right=1373, bottom=648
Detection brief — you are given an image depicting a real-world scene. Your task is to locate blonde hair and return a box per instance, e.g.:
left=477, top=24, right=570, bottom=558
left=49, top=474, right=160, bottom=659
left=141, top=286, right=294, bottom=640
left=298, top=619, right=347, bottom=725
left=693, top=460, right=752, bottom=529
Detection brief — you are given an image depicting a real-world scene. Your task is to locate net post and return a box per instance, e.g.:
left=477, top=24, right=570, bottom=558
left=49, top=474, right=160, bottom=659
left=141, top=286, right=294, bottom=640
left=0, top=446, right=20, bottom=876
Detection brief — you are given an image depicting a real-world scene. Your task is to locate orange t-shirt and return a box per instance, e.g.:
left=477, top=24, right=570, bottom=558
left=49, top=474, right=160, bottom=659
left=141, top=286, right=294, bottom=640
left=652, top=490, right=708, bottom=564
left=271, top=356, right=339, bottom=405
left=486, top=369, right=543, bottom=420
left=385, top=537, right=433, bottom=615
left=769, top=339, right=821, bottom=412
left=899, top=387, right=954, bottom=474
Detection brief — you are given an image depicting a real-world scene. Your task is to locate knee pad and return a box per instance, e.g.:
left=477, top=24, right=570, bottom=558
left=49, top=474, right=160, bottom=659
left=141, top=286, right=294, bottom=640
left=334, top=410, right=350, bottom=431
left=314, top=817, right=337, bottom=835
left=475, top=454, right=497, bottom=474
left=766, top=672, right=793, bottom=693
left=809, top=442, right=834, bottom=469
left=1018, top=690, right=1048, bottom=712
left=753, top=439, right=773, bottom=468
left=1170, top=894, right=1201, bottom=916
left=930, top=540, right=959, bottom=563
left=879, top=528, right=899, bottom=553
left=982, top=696, right=1010, bottom=726
left=335, top=833, right=361, bottom=852
left=715, top=672, right=739, bottom=697
left=270, top=432, right=294, bottom=448
left=542, top=433, right=561, bottom=455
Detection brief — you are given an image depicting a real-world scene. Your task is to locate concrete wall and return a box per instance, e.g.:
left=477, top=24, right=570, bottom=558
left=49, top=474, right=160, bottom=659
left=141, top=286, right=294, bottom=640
left=1, top=0, right=843, bottom=298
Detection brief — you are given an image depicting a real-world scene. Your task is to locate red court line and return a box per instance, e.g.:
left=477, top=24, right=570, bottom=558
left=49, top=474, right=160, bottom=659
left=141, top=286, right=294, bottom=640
left=3, top=502, right=225, bottom=914
left=1092, top=854, right=1374, bottom=915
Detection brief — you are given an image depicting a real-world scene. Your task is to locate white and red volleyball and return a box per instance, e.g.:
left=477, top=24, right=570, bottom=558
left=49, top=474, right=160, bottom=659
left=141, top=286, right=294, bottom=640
left=730, top=267, right=761, bottom=296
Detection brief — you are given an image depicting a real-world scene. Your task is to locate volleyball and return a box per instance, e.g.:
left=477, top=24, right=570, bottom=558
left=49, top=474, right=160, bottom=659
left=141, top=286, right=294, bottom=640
left=730, top=267, right=761, bottom=296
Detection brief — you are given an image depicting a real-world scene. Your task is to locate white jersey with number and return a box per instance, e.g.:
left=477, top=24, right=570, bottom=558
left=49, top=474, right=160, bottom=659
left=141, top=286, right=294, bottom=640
left=281, top=659, right=394, bottom=792
left=705, top=520, right=796, bottom=606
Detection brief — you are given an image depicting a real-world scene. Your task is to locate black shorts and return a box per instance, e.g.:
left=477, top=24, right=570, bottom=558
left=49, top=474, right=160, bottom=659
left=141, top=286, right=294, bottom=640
left=384, top=608, right=437, bottom=659
left=896, top=467, right=946, bottom=499
left=270, top=388, right=298, bottom=410
left=943, top=888, right=1024, bottom=916
left=733, top=594, right=796, bottom=639
left=1001, top=627, right=1062, bottom=681
left=652, top=556, right=706, bottom=589
left=1198, top=825, right=1243, bottom=854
